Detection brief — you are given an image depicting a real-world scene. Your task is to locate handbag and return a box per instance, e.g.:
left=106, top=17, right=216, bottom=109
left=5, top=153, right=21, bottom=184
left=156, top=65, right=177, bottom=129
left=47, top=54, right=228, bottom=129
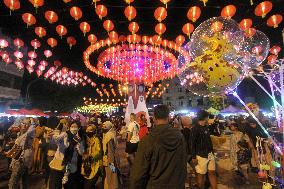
left=49, top=158, right=64, bottom=171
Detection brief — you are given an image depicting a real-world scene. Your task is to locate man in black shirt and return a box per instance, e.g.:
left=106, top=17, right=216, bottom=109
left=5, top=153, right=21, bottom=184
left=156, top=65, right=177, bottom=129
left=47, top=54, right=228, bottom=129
left=191, top=110, right=217, bottom=189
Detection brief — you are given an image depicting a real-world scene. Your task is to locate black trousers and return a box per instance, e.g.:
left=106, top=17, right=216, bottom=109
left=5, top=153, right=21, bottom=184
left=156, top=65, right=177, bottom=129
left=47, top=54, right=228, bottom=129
left=84, top=170, right=104, bottom=189
left=49, top=169, right=83, bottom=189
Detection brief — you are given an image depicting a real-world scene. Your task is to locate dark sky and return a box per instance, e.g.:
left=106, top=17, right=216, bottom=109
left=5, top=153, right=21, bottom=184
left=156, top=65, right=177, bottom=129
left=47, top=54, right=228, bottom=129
left=0, top=0, right=283, bottom=111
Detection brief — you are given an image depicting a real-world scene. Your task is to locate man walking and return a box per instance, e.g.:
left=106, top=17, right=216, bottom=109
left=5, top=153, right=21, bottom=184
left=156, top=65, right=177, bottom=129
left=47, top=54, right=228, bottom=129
left=130, top=105, right=187, bottom=189
left=190, top=110, right=217, bottom=189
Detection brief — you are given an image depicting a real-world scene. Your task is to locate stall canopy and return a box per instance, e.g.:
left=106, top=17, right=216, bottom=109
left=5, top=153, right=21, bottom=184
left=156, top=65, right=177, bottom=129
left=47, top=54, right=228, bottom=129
left=220, top=105, right=246, bottom=114
left=207, top=107, right=220, bottom=115
left=5, top=108, right=48, bottom=116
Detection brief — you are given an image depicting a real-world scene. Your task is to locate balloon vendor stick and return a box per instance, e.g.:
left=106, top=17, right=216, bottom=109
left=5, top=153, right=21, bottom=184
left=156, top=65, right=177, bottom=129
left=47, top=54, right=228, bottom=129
left=249, top=74, right=281, bottom=107
left=233, top=92, right=283, bottom=155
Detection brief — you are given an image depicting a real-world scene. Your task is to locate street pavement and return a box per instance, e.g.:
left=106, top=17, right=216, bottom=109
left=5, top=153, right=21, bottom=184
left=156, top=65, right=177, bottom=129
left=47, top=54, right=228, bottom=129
left=0, top=138, right=262, bottom=189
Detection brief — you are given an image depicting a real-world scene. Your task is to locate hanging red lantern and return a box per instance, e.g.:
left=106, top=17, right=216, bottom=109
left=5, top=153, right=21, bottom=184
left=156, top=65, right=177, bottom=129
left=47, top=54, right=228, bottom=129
left=103, top=20, right=114, bottom=33
left=56, top=25, right=67, bottom=38
left=1, top=51, right=9, bottom=60
left=119, top=35, right=126, bottom=43
left=47, top=38, right=58, bottom=48
left=54, top=60, right=62, bottom=67
left=124, top=0, right=134, bottom=4
left=175, top=35, right=185, bottom=46
left=267, top=14, right=283, bottom=28
left=4, top=57, right=12, bottom=64
left=128, top=22, right=139, bottom=34
left=221, top=5, right=236, bottom=19
left=267, top=54, right=277, bottom=64
left=239, top=18, right=252, bottom=30
left=22, top=13, right=36, bottom=27
left=4, top=0, right=20, bottom=12
left=44, top=50, right=52, bottom=58
left=13, top=38, right=24, bottom=48
left=80, top=22, right=91, bottom=36
left=0, top=39, right=9, bottom=48
left=187, top=6, right=201, bottom=22
left=95, top=4, right=107, bottom=19
left=270, top=45, right=281, bottom=55
left=155, top=23, right=166, bottom=35
left=28, top=51, right=37, bottom=59
left=29, top=0, right=44, bottom=8
left=162, top=39, right=168, bottom=47
left=70, top=6, right=82, bottom=21
left=14, top=51, right=23, bottom=59
left=142, top=36, right=149, bottom=44
left=160, top=0, right=170, bottom=8
left=245, top=27, right=256, bottom=37
left=254, top=1, right=273, bottom=18
left=27, top=59, right=36, bottom=67
left=88, top=34, right=97, bottom=44
left=109, top=31, right=118, bottom=43
left=40, top=60, right=48, bottom=67
left=67, top=36, right=76, bottom=49
left=182, top=23, right=194, bottom=37
left=45, top=11, right=58, bottom=24
left=152, top=35, right=162, bottom=45
left=124, top=6, right=137, bottom=21
left=15, top=60, right=24, bottom=69
left=154, top=7, right=167, bottom=22
left=36, top=69, right=43, bottom=77
left=31, top=39, right=41, bottom=50
left=35, top=27, right=46, bottom=38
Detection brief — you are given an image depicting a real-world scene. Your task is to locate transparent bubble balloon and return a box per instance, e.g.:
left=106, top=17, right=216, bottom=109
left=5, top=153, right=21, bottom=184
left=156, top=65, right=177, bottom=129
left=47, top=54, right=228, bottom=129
left=178, top=17, right=246, bottom=96
left=237, top=29, right=270, bottom=68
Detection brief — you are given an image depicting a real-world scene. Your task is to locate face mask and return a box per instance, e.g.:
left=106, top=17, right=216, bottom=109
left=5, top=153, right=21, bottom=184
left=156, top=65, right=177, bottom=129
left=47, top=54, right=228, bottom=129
left=70, top=128, right=79, bottom=135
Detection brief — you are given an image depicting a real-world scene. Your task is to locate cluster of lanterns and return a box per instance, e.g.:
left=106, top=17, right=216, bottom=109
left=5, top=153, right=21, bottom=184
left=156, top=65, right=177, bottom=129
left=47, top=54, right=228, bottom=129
left=267, top=45, right=282, bottom=65
left=75, top=104, right=119, bottom=114
left=145, top=83, right=169, bottom=99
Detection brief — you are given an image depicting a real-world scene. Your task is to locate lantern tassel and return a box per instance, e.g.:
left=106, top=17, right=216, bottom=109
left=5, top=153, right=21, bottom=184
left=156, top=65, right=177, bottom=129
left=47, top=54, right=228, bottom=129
left=250, top=0, right=253, bottom=5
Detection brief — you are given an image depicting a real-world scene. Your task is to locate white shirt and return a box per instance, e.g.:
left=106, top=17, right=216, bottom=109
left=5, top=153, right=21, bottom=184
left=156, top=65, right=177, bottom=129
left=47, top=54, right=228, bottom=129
left=127, top=121, right=140, bottom=143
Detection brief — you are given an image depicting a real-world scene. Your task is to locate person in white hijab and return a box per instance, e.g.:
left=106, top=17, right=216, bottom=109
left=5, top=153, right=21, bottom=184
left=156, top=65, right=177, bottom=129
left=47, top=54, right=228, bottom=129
left=102, top=121, right=120, bottom=189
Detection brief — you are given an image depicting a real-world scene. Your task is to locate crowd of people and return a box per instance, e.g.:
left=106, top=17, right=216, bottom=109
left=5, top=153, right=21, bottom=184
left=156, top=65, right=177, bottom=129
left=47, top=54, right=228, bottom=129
left=0, top=105, right=281, bottom=189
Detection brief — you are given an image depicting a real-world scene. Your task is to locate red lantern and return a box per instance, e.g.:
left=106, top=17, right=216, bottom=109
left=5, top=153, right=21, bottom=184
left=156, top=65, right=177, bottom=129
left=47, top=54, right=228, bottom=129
left=245, top=27, right=256, bottom=37
left=124, top=6, right=136, bottom=21
left=14, top=38, right=24, bottom=48
left=47, top=38, right=58, bottom=48
left=15, top=60, right=24, bottom=69
left=124, top=0, right=134, bottom=4
left=154, top=7, right=167, bottom=22
left=88, top=34, right=97, bottom=44
left=267, top=14, right=283, bottom=28
left=0, top=39, right=9, bottom=48
left=54, top=60, right=62, bottom=67
left=103, top=20, right=114, bottom=33
left=43, top=51, right=51, bottom=59
left=267, top=54, right=277, bottom=64
left=155, top=23, right=166, bottom=35
left=56, top=25, right=67, bottom=38
left=14, top=51, right=23, bottom=59
left=95, top=4, right=107, bottom=19
left=29, top=0, right=44, bottom=8
left=67, top=36, right=76, bottom=49
left=45, top=11, right=58, bottom=24
left=28, top=51, right=37, bottom=59
left=70, top=6, right=82, bottom=21
left=109, top=31, right=118, bottom=43
left=80, top=22, right=91, bottom=36
left=128, top=22, right=139, bottom=34
left=160, top=0, right=170, bottom=8
left=36, top=69, right=43, bottom=77
left=22, top=13, right=36, bottom=27
left=254, top=1, right=272, bottom=18
left=142, top=36, right=149, bottom=44
left=35, top=27, right=46, bottom=38
left=4, top=57, right=12, bottom=64
left=187, top=6, right=201, bottom=22
left=270, top=45, right=281, bottom=55
left=182, top=23, right=194, bottom=37
left=175, top=35, right=185, bottom=46
left=4, top=0, right=20, bottom=12
left=239, top=18, right=252, bottom=30
left=221, top=5, right=236, bottom=19
left=40, top=60, right=48, bottom=67
left=27, top=59, right=36, bottom=67
left=119, top=35, right=126, bottom=43
left=31, top=39, right=41, bottom=50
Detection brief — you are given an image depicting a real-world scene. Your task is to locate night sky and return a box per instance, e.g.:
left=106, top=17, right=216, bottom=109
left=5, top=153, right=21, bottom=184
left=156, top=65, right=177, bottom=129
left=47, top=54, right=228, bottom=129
left=0, top=0, right=283, bottom=111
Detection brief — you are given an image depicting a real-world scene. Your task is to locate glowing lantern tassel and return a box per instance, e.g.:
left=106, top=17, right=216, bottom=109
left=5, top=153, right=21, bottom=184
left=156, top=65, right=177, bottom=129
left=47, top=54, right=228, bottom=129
left=250, top=0, right=253, bottom=5
left=200, top=0, right=208, bottom=6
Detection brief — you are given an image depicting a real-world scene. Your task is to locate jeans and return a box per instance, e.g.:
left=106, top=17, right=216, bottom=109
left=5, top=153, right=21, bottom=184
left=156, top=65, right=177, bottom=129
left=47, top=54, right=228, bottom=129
left=8, top=160, right=28, bottom=189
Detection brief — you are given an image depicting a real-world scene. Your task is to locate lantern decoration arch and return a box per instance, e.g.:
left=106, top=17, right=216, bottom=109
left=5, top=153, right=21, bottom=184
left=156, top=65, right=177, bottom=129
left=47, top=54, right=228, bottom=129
left=80, top=22, right=91, bottom=36
left=47, top=38, right=58, bottom=48
left=95, top=4, right=107, bottom=19
left=254, top=1, right=273, bottom=18
left=67, top=36, right=77, bottom=49
left=154, top=7, right=167, bottom=22
left=22, top=13, right=36, bottom=27
left=124, top=6, right=137, bottom=21
left=4, top=0, right=20, bottom=12
left=56, top=25, right=68, bottom=38
left=45, top=11, right=58, bottom=24
left=267, top=14, right=283, bottom=28
left=221, top=5, right=236, bottom=19
left=187, top=6, right=201, bottom=22
left=35, top=27, right=47, bottom=38
left=70, top=6, right=83, bottom=21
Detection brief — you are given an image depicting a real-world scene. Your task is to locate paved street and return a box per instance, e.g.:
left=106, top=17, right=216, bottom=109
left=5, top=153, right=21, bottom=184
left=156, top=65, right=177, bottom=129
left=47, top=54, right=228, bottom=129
left=0, top=139, right=262, bottom=189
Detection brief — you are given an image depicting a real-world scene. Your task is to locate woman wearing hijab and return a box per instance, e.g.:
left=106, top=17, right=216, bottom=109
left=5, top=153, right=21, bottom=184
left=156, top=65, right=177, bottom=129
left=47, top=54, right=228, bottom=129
left=102, top=121, right=120, bottom=189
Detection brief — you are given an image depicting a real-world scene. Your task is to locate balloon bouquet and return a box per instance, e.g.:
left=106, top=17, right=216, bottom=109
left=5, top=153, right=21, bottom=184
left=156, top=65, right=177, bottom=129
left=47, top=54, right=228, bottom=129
left=178, top=17, right=283, bottom=188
